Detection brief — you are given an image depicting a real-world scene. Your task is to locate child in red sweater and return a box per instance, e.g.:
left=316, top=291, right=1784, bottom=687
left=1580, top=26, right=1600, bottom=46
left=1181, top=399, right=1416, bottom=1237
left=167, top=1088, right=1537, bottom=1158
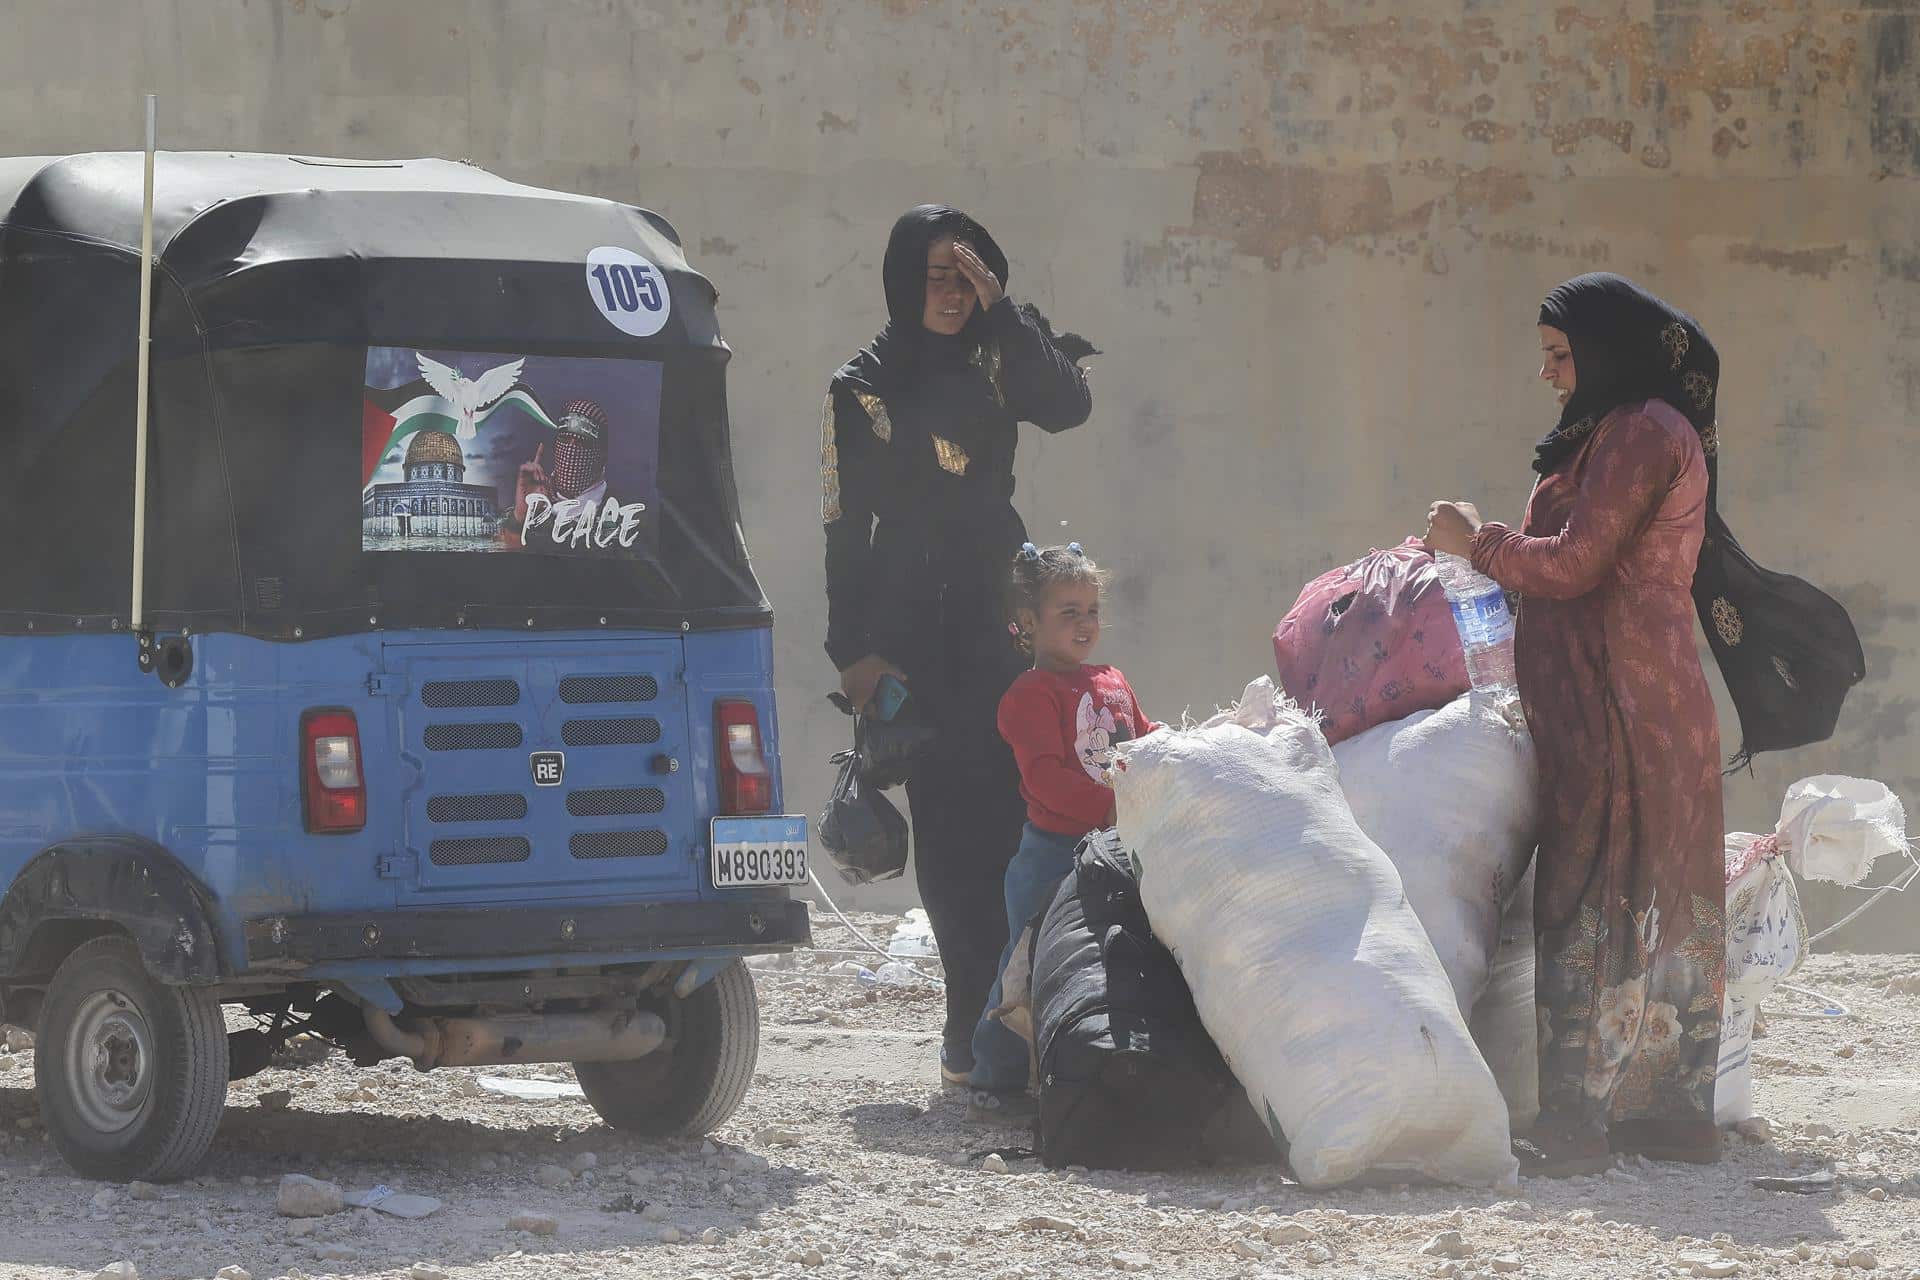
left=967, top=542, right=1158, bottom=1125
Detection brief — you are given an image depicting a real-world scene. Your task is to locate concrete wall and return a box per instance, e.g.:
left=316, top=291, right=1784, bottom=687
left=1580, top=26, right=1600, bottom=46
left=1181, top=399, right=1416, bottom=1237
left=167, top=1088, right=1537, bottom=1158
left=3, top=0, right=1915, bottom=947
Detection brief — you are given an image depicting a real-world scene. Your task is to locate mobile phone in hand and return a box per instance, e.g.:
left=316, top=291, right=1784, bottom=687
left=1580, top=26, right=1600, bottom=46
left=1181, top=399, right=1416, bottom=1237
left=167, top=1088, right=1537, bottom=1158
left=872, top=673, right=910, bottom=722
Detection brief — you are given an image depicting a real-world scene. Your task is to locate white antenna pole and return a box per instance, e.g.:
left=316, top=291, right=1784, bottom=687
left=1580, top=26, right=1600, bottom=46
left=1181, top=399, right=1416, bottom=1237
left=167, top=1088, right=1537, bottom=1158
left=131, top=94, right=156, bottom=632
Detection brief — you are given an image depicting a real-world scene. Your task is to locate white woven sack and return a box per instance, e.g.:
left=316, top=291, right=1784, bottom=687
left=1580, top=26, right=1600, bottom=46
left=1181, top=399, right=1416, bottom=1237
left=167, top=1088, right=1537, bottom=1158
left=1334, top=693, right=1538, bottom=1016
left=1773, top=775, right=1908, bottom=887
left=1470, top=862, right=1540, bottom=1133
left=1113, top=678, right=1517, bottom=1190
left=1714, top=837, right=1810, bottom=1126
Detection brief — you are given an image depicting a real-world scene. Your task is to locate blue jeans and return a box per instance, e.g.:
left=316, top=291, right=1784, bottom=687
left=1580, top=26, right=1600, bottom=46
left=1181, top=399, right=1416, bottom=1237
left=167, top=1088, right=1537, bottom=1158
left=968, top=823, right=1082, bottom=1093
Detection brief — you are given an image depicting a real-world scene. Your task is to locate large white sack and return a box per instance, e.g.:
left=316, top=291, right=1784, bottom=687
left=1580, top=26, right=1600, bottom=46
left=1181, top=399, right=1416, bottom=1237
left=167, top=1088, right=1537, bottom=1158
left=1113, top=678, right=1517, bottom=1190
left=1470, top=863, right=1540, bottom=1133
left=1334, top=694, right=1538, bottom=1016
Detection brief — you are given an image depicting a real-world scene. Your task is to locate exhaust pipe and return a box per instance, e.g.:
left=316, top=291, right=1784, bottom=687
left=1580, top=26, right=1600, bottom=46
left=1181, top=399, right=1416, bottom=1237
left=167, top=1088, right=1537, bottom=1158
left=362, top=1006, right=667, bottom=1070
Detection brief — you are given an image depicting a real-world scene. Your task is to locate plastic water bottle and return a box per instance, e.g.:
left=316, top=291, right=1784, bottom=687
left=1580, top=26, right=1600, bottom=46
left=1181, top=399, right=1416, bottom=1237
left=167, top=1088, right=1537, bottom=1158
left=1433, top=553, right=1517, bottom=694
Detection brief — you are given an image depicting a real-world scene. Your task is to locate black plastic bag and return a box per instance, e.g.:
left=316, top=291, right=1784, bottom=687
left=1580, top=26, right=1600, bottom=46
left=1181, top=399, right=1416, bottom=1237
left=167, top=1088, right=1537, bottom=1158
left=826, top=691, right=936, bottom=791
left=817, top=748, right=909, bottom=885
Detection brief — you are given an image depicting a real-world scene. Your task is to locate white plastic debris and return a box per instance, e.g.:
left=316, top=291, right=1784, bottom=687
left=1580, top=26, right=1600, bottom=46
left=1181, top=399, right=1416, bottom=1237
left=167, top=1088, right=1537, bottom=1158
left=345, top=1185, right=444, bottom=1219
left=886, top=909, right=938, bottom=958
left=476, top=1075, right=584, bottom=1100
left=869, top=961, right=922, bottom=987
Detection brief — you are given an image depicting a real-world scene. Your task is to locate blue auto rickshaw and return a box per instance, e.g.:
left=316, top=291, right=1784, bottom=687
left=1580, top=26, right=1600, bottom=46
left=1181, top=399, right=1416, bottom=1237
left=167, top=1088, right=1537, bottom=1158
left=0, top=150, right=809, bottom=1180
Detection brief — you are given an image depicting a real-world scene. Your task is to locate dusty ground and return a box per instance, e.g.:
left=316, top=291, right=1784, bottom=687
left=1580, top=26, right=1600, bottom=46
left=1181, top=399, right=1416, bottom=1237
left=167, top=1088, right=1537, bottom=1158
left=0, top=908, right=1917, bottom=1280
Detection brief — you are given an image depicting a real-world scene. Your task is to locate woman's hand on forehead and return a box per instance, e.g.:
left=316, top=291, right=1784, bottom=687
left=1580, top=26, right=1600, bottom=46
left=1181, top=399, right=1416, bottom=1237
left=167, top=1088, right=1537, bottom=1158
left=951, top=241, right=1005, bottom=307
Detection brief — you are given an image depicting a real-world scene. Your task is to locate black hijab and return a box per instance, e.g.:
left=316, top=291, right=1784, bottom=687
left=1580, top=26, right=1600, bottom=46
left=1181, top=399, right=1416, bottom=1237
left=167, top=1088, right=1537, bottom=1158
left=1534, top=273, right=1864, bottom=768
left=852, top=204, right=1011, bottom=396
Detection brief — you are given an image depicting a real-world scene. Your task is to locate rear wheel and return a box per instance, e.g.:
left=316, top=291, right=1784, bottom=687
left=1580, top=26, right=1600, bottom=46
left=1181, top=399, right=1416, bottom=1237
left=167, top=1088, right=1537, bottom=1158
left=35, top=937, right=228, bottom=1181
left=576, top=961, right=758, bottom=1137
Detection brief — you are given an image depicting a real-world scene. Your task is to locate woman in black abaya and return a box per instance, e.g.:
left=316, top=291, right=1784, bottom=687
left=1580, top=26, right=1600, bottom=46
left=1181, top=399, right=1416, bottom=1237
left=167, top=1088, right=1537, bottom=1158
left=820, top=206, right=1094, bottom=1103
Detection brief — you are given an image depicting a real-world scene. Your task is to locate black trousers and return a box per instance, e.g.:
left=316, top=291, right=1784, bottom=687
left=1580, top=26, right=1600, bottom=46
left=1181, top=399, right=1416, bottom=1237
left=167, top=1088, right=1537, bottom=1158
left=901, top=627, right=1027, bottom=1064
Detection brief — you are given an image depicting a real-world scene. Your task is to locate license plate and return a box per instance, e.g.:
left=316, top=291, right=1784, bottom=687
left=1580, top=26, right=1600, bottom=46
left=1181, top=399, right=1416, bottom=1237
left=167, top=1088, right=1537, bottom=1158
left=711, top=816, right=810, bottom=888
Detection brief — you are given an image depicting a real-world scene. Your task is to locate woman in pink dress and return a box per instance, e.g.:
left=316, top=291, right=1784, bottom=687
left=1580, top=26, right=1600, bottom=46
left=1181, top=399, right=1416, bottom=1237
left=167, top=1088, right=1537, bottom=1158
left=1426, top=275, right=1734, bottom=1175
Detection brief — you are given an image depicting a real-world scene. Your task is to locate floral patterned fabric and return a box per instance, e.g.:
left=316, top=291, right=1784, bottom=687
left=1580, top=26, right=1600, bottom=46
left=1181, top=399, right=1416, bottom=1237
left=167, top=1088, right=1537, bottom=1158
left=1272, top=538, right=1470, bottom=746
left=1472, top=399, right=1725, bottom=1131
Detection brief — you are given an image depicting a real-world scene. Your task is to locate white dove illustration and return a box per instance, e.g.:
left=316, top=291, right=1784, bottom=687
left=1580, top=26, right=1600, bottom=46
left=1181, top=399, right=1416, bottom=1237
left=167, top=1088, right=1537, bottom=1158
left=415, top=353, right=526, bottom=440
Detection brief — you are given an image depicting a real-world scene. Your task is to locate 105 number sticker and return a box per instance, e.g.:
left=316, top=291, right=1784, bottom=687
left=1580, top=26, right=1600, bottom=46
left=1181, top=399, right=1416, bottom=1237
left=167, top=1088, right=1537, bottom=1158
left=586, top=246, right=672, bottom=338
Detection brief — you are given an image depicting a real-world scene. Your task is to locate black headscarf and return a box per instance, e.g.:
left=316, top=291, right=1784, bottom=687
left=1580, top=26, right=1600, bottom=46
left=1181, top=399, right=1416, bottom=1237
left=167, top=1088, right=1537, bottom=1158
left=852, top=204, right=1099, bottom=389
left=1534, top=273, right=1865, bottom=769
left=854, top=205, right=1011, bottom=396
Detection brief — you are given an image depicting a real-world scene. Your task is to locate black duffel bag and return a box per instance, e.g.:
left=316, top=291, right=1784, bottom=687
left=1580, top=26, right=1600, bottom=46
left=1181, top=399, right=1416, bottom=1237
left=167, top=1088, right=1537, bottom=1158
left=1031, top=834, right=1278, bottom=1170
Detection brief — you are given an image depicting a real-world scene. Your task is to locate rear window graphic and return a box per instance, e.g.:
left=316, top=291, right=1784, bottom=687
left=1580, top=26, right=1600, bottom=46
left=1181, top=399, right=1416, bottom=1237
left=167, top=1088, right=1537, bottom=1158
left=360, top=347, right=663, bottom=557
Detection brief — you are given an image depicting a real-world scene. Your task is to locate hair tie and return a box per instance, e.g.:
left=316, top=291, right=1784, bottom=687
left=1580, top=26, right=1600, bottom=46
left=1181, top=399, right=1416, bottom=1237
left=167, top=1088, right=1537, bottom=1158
left=1067, top=542, right=1083, bottom=557
left=1017, top=542, right=1039, bottom=561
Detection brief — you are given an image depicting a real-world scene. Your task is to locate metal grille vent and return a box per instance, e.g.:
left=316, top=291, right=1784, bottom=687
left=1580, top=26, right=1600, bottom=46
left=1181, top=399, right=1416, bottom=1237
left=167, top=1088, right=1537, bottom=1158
left=427, top=793, right=529, bottom=824
left=561, top=717, right=661, bottom=748
left=424, top=722, right=524, bottom=751
left=421, top=679, right=522, bottom=709
left=558, top=674, right=659, bottom=704
left=429, top=836, right=532, bottom=866
left=566, top=787, right=667, bottom=817
left=569, top=830, right=670, bottom=860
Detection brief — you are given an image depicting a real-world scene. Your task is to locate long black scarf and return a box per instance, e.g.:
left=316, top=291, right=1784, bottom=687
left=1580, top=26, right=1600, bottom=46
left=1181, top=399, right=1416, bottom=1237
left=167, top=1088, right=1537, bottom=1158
left=1535, top=273, right=1864, bottom=769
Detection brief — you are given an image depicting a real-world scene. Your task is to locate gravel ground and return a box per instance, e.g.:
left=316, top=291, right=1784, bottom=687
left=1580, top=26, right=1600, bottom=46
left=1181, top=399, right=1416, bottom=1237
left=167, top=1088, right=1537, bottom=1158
left=0, top=908, right=1916, bottom=1280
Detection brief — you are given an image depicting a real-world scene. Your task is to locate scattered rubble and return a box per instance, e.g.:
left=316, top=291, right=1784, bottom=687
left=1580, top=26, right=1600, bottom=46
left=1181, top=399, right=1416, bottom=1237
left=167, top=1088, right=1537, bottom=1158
left=533, top=1164, right=574, bottom=1189
left=275, top=1174, right=345, bottom=1218
left=0, top=942, right=1909, bottom=1279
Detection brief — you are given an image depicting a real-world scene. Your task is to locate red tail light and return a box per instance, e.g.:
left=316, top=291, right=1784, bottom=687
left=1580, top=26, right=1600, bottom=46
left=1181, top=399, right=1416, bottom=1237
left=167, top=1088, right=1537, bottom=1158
left=301, top=709, right=366, bottom=834
left=715, top=699, right=772, bottom=815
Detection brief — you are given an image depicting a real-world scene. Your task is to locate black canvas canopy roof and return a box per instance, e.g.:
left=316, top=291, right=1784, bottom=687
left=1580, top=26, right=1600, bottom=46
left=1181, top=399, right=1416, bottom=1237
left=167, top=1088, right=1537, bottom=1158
left=0, top=151, right=768, bottom=638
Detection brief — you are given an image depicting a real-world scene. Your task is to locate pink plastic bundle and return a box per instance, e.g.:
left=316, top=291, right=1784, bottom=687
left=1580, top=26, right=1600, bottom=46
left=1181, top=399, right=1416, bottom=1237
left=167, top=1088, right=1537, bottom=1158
left=1273, top=538, right=1470, bottom=746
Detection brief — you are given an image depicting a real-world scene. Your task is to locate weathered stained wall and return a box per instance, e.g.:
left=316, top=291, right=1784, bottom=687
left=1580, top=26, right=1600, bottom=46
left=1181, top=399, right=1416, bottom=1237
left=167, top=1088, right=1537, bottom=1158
left=2, top=0, right=1914, bottom=945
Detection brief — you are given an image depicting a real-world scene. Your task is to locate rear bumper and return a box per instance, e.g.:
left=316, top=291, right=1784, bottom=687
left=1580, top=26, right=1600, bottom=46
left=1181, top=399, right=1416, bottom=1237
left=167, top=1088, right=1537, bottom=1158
left=242, top=897, right=809, bottom=969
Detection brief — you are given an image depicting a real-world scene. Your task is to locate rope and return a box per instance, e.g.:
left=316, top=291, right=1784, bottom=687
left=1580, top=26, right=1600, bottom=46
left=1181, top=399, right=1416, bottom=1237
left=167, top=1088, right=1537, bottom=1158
left=1758, top=844, right=1916, bottom=1025
left=1805, top=860, right=1920, bottom=947
left=1770, top=983, right=1852, bottom=1020
left=805, top=869, right=946, bottom=987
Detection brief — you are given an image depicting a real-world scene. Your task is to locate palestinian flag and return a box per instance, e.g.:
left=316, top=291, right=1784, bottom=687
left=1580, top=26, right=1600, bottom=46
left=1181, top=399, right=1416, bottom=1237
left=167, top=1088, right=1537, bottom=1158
left=360, top=380, right=563, bottom=487
left=487, top=384, right=566, bottom=431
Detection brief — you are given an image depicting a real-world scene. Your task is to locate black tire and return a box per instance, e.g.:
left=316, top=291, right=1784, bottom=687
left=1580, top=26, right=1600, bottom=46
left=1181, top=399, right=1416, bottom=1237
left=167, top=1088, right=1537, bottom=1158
left=576, top=960, right=759, bottom=1137
left=35, top=936, right=228, bottom=1181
